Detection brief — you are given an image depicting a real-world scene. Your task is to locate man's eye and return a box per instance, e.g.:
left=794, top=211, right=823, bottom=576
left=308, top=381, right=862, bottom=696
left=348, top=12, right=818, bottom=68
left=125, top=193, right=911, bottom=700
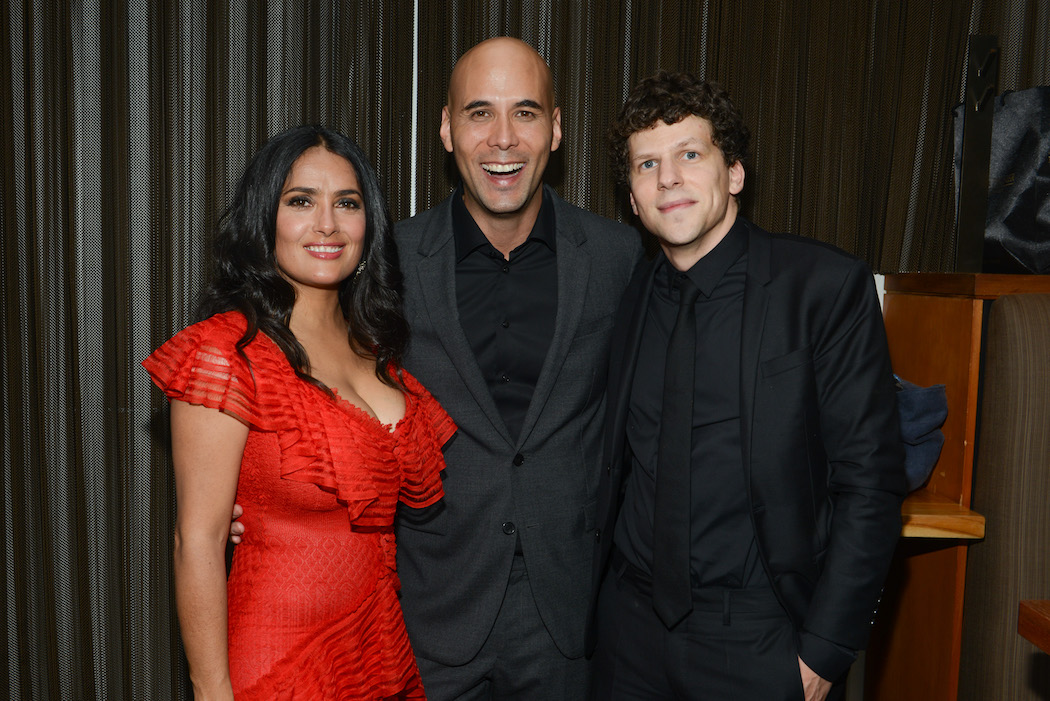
left=516, top=110, right=536, bottom=120
left=471, top=110, right=490, bottom=119
left=640, top=160, right=656, bottom=170
left=684, top=151, right=698, bottom=160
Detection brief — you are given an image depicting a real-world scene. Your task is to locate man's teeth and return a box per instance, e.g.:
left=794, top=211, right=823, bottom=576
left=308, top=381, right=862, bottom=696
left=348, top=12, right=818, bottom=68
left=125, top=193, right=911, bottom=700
left=482, top=163, right=524, bottom=174
left=306, top=245, right=343, bottom=253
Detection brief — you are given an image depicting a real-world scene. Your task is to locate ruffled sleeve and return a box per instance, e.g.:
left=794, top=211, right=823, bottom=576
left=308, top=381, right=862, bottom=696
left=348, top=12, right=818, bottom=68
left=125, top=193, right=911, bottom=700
left=142, top=312, right=257, bottom=425
left=395, top=372, right=456, bottom=509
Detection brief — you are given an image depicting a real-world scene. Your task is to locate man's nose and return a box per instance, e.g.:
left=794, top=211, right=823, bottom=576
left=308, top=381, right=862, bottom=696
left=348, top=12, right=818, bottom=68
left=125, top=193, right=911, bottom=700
left=488, top=115, right=519, bottom=149
left=658, top=160, right=682, bottom=189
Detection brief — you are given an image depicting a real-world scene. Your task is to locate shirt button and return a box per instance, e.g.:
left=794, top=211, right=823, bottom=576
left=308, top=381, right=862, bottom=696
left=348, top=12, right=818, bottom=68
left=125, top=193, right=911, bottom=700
left=500, top=373, right=510, bottom=383
left=513, top=453, right=524, bottom=466
left=501, top=320, right=509, bottom=328
left=501, top=264, right=509, bottom=273
left=502, top=522, right=516, bottom=535
left=595, top=529, right=602, bottom=542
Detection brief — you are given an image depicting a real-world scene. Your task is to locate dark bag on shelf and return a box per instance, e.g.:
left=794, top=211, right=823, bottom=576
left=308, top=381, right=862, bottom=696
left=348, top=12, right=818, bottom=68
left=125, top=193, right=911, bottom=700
left=954, top=86, right=1050, bottom=273
left=895, top=374, right=948, bottom=492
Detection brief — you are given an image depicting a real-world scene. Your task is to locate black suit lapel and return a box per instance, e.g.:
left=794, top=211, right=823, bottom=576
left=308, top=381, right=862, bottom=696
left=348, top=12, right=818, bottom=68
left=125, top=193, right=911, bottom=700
left=739, top=221, right=773, bottom=484
left=604, top=257, right=659, bottom=466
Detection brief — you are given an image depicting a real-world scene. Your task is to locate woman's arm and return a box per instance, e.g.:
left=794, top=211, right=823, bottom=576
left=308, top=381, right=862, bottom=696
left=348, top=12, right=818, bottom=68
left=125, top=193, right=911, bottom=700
left=170, top=400, right=248, bottom=701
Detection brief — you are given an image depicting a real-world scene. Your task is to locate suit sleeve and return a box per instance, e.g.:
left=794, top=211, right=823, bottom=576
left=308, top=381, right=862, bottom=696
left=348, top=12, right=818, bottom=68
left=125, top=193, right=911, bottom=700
left=798, top=259, right=906, bottom=681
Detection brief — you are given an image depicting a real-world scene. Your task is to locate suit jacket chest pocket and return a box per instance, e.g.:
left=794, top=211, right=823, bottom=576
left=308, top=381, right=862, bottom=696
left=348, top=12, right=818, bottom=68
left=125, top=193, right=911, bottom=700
left=760, top=344, right=813, bottom=380
left=756, top=345, right=819, bottom=465
left=562, top=315, right=616, bottom=409
left=758, top=346, right=818, bottom=428
left=756, top=344, right=830, bottom=555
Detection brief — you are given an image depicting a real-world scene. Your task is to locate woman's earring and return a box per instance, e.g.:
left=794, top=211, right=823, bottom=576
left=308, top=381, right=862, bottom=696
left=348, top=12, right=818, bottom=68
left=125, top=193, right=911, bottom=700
left=354, top=258, right=366, bottom=281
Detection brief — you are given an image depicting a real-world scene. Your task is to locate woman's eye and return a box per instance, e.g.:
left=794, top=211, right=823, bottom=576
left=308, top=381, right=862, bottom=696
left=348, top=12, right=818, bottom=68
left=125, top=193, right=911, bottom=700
left=338, top=198, right=361, bottom=209
left=287, top=196, right=310, bottom=207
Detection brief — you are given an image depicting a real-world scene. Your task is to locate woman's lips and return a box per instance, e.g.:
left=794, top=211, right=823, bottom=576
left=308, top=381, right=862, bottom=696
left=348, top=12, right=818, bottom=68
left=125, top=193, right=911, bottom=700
left=304, top=244, right=345, bottom=259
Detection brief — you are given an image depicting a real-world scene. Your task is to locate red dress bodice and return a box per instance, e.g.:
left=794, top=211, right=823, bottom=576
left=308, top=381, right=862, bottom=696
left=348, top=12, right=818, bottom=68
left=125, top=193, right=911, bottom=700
left=144, top=312, right=455, bottom=699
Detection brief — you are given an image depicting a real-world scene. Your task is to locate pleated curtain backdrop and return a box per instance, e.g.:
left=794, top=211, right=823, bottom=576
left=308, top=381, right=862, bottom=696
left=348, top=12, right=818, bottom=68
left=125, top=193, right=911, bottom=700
left=2, top=1, right=1047, bottom=698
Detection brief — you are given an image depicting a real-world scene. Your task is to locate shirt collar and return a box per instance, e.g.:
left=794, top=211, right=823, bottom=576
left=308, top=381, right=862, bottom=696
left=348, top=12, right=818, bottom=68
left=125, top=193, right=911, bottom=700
left=658, top=217, right=748, bottom=299
left=452, top=185, right=557, bottom=262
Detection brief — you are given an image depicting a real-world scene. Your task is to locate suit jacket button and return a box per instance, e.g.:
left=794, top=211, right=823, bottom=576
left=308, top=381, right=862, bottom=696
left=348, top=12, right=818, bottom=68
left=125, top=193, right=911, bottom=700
left=595, top=529, right=601, bottom=542
left=513, top=453, right=524, bottom=466
left=502, top=521, right=516, bottom=535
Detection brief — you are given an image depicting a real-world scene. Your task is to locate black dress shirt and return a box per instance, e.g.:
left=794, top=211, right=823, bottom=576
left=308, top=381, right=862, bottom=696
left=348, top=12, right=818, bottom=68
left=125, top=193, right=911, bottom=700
left=614, top=219, right=769, bottom=589
left=452, top=187, right=558, bottom=442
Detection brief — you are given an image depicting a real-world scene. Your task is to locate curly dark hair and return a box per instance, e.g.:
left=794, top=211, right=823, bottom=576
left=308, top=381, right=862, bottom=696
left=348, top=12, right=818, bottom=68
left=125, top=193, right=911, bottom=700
left=609, top=71, right=750, bottom=188
left=197, top=124, right=409, bottom=392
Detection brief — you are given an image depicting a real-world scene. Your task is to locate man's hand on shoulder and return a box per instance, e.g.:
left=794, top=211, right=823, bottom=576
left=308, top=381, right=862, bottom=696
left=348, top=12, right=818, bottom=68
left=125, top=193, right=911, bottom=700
left=229, top=503, right=244, bottom=544
left=798, top=656, right=832, bottom=701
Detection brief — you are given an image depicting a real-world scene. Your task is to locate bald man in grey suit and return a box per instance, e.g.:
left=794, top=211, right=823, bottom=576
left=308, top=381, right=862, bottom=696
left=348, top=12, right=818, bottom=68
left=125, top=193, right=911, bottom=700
left=393, top=38, right=641, bottom=700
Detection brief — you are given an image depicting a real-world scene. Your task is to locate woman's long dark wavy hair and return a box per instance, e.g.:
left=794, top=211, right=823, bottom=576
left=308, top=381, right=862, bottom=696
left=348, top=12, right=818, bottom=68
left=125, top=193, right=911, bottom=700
left=197, top=124, right=409, bottom=392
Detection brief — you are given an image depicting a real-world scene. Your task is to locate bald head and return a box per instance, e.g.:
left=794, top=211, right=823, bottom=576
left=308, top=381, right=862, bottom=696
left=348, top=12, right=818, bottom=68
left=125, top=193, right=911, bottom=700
left=447, top=37, right=556, bottom=109
left=439, top=36, right=562, bottom=250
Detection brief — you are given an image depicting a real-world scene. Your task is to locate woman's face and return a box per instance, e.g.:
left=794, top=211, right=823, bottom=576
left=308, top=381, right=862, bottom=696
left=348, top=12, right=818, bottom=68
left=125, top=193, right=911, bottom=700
left=273, top=145, right=367, bottom=295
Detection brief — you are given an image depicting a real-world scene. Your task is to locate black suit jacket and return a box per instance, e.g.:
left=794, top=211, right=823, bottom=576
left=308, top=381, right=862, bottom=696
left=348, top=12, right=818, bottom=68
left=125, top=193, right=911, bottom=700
left=590, top=218, right=906, bottom=677
left=395, top=186, right=642, bottom=665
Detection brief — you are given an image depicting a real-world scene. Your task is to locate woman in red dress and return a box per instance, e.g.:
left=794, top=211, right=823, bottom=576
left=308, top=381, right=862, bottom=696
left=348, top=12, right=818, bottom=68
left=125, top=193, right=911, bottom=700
left=143, top=125, right=454, bottom=700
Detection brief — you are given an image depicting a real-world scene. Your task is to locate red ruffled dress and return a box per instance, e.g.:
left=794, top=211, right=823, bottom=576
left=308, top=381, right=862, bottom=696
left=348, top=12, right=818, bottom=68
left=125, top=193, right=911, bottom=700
left=143, top=312, right=455, bottom=700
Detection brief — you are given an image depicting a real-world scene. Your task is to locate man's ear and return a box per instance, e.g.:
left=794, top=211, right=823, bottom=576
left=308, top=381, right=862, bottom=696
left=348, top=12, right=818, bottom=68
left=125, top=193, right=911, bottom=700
left=629, top=191, right=638, bottom=216
left=439, top=106, right=454, bottom=154
left=550, top=107, right=562, bottom=152
left=729, top=160, right=745, bottom=196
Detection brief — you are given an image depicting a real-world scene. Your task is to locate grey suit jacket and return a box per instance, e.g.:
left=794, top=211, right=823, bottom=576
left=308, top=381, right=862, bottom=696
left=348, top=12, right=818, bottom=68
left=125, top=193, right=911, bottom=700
left=394, top=186, right=642, bottom=664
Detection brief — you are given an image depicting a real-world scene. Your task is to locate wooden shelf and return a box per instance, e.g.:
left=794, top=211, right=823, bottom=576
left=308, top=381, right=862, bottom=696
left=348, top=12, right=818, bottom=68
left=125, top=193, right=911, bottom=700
left=1018, top=600, right=1050, bottom=654
left=885, top=273, right=1050, bottom=298
left=864, top=273, right=1042, bottom=700
left=867, top=274, right=1049, bottom=701
left=900, top=488, right=985, bottom=539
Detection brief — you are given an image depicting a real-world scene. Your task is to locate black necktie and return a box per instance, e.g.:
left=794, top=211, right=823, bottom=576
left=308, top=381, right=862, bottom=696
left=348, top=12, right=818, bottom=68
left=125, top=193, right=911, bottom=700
left=652, top=275, right=700, bottom=629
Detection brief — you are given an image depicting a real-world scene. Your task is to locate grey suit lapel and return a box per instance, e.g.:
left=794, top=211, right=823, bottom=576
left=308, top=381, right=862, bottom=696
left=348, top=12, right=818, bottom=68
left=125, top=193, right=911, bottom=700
left=516, top=191, right=589, bottom=449
left=414, top=197, right=515, bottom=446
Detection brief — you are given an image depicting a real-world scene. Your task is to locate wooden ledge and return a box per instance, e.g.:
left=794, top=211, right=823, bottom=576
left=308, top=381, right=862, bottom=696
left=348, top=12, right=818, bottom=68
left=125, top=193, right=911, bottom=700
left=1019, top=600, right=1050, bottom=654
left=884, top=273, right=1050, bottom=298
left=900, top=488, right=985, bottom=539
